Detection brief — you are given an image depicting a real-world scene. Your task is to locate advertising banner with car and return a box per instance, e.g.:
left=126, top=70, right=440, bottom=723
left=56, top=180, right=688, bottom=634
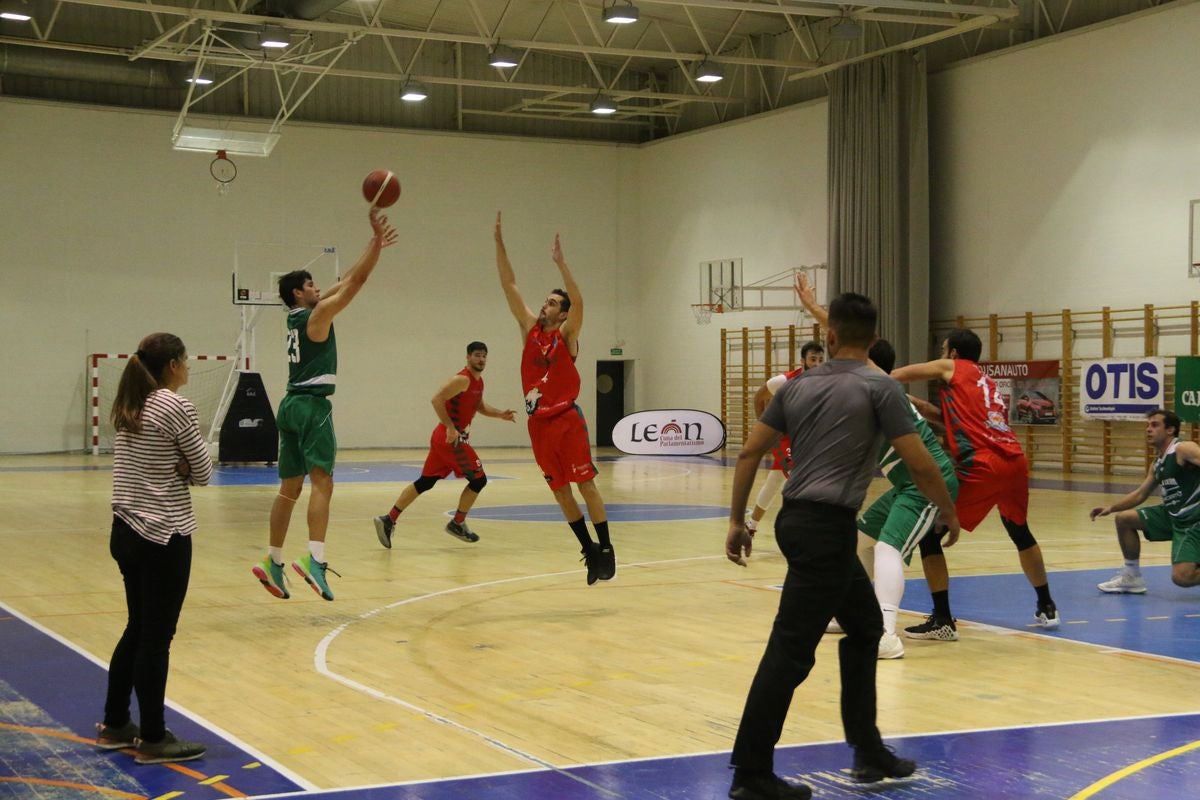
left=1079, top=358, right=1164, bottom=421
left=1174, top=356, right=1200, bottom=424
left=611, top=409, right=726, bottom=456
left=980, top=361, right=1061, bottom=425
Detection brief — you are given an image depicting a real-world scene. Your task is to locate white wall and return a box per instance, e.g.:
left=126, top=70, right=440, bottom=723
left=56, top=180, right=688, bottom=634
left=632, top=101, right=830, bottom=415
left=0, top=100, right=631, bottom=452
left=929, top=2, right=1200, bottom=320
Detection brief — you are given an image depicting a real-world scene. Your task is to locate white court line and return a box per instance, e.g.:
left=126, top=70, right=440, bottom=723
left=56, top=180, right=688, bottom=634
left=0, top=600, right=317, bottom=792
left=312, top=554, right=726, bottom=791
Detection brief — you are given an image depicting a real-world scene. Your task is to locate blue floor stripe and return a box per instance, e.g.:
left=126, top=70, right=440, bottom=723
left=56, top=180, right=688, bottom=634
left=0, top=605, right=302, bottom=798
left=923, top=565, right=1200, bottom=661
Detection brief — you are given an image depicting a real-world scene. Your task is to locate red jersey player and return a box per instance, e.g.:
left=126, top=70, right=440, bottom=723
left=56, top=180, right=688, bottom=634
left=746, top=342, right=824, bottom=536
left=373, top=341, right=516, bottom=548
left=493, top=212, right=615, bottom=585
left=892, top=328, right=1059, bottom=636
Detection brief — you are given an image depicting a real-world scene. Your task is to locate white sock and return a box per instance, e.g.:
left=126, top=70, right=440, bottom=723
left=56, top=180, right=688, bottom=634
left=1124, top=559, right=1141, bottom=577
left=873, top=543, right=906, bottom=635
left=309, top=540, right=326, bottom=563
left=856, top=531, right=876, bottom=580
left=268, top=546, right=283, bottom=565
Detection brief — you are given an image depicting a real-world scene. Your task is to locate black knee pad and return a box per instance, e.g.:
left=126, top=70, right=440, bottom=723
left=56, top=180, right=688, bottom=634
left=466, top=475, right=488, bottom=493
left=413, top=475, right=439, bottom=494
left=918, top=532, right=944, bottom=558
left=1002, top=517, right=1038, bottom=551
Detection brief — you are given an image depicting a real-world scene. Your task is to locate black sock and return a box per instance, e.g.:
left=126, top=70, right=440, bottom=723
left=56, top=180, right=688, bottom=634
left=932, top=590, right=952, bottom=619
left=568, top=517, right=593, bottom=550
left=1035, top=583, right=1053, bottom=607
left=594, top=520, right=610, bottom=548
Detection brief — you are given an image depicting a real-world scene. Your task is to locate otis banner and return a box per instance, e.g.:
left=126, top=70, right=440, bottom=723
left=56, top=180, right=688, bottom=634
left=612, top=410, right=725, bottom=456
left=979, top=360, right=1061, bottom=425
left=1175, top=356, right=1200, bottom=423
left=1080, top=358, right=1164, bottom=421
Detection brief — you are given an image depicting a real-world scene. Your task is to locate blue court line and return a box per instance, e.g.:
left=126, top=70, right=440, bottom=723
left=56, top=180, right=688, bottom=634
left=0, top=602, right=303, bottom=799
left=922, top=566, right=1200, bottom=662
left=239, top=714, right=1200, bottom=800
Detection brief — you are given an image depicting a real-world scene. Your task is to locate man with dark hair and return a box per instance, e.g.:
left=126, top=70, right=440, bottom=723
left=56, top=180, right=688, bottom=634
left=493, top=212, right=614, bottom=585
left=891, top=328, right=1060, bottom=637
left=745, top=341, right=826, bottom=537
left=796, top=277, right=959, bottom=660
left=725, top=291, right=959, bottom=800
left=1091, top=408, right=1200, bottom=592
left=373, top=341, right=516, bottom=548
left=251, top=208, right=397, bottom=602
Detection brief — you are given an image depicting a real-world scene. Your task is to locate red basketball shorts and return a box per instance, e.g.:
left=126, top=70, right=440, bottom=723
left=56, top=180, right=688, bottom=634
left=421, top=427, right=484, bottom=480
left=955, top=450, right=1029, bottom=531
left=528, top=405, right=597, bottom=491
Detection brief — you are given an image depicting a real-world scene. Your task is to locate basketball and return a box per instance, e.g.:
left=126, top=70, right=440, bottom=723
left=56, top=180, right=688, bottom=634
left=362, top=169, right=401, bottom=208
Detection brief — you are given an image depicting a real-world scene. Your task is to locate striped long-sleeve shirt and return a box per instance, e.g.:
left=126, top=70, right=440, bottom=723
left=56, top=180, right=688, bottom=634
left=111, top=389, right=213, bottom=544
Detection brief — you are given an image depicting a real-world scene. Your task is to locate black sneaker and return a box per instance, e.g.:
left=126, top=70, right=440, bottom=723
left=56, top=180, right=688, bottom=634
left=374, top=515, right=394, bottom=549
left=728, top=769, right=812, bottom=800
left=851, top=745, right=916, bottom=783
left=580, top=544, right=601, bottom=585
left=903, top=614, right=958, bottom=641
left=95, top=721, right=139, bottom=750
left=1036, top=601, right=1061, bottom=630
left=597, top=545, right=616, bottom=581
left=445, top=520, right=480, bottom=543
left=133, top=730, right=207, bottom=765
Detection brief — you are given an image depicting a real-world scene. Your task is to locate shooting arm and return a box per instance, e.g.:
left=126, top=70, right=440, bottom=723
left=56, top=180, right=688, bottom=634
left=494, top=212, right=537, bottom=334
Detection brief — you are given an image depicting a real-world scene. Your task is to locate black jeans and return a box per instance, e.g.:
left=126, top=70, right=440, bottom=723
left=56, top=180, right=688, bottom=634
left=731, top=498, right=884, bottom=772
left=103, top=515, right=192, bottom=743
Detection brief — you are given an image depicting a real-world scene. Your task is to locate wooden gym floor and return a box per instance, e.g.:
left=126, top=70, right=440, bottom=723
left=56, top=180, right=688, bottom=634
left=1, top=447, right=1198, bottom=799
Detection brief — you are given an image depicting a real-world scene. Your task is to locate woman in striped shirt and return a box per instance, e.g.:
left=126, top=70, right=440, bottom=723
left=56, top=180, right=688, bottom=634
left=95, top=332, right=212, bottom=765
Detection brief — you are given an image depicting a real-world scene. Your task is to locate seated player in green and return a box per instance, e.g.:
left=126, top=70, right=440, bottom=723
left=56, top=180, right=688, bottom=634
left=1091, top=408, right=1200, bottom=593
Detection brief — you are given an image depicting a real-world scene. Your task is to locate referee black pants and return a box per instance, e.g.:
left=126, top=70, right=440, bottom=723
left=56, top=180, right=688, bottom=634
left=731, top=498, right=884, bottom=773
left=104, top=515, right=192, bottom=743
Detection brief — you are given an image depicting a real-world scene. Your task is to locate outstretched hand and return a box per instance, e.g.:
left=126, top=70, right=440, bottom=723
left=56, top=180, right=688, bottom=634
left=369, top=208, right=398, bottom=248
left=1090, top=506, right=1112, bottom=521
left=494, top=211, right=505, bottom=245
left=794, top=272, right=817, bottom=310
left=551, top=233, right=565, bottom=267
left=500, top=409, right=517, bottom=422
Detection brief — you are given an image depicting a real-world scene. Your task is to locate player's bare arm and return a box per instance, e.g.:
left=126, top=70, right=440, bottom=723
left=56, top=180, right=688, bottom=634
left=1090, top=469, right=1158, bottom=520
left=891, top=359, right=955, bottom=385
left=552, top=234, right=585, bottom=346
left=753, top=382, right=773, bottom=416
left=794, top=273, right=829, bottom=327
left=431, top=374, right=471, bottom=443
left=480, top=402, right=517, bottom=422
left=308, top=209, right=396, bottom=341
left=726, top=420, right=783, bottom=566
left=890, top=432, right=960, bottom=545
left=1177, top=440, right=1200, bottom=469
left=494, top=212, right=538, bottom=334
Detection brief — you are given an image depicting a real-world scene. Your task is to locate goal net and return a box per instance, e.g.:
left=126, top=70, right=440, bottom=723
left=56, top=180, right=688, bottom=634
left=89, top=353, right=241, bottom=455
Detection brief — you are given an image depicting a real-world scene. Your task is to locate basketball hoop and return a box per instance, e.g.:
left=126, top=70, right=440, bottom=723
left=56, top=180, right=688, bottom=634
left=691, top=303, right=722, bottom=325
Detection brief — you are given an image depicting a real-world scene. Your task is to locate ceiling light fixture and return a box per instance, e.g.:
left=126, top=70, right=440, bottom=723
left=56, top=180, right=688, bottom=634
left=589, top=94, right=617, bottom=115
left=694, top=60, right=724, bottom=83
left=186, top=75, right=214, bottom=85
left=259, top=24, right=290, bottom=49
left=602, top=1, right=639, bottom=24
left=400, top=78, right=428, bottom=102
left=488, top=44, right=520, bottom=68
left=0, top=4, right=32, bottom=20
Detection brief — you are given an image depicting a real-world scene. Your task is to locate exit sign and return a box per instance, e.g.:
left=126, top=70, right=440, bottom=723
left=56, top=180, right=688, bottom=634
left=610, top=348, right=623, bottom=356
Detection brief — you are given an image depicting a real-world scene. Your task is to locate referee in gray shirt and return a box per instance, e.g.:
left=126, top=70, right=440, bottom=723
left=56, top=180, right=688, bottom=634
left=724, top=292, right=959, bottom=800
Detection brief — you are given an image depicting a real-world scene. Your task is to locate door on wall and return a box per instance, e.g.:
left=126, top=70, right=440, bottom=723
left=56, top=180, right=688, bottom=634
left=595, top=361, right=626, bottom=447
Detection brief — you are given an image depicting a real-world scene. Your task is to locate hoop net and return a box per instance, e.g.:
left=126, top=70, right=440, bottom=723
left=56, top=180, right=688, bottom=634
left=691, top=303, right=722, bottom=325
left=89, top=353, right=242, bottom=455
